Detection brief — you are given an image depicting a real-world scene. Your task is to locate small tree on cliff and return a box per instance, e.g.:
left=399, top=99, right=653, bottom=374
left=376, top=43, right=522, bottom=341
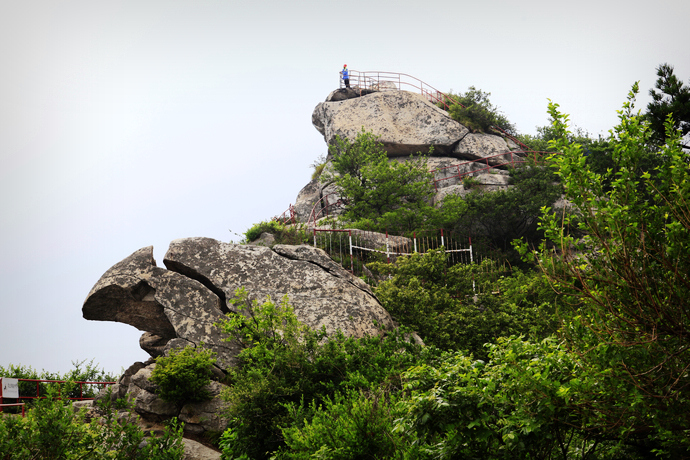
left=321, top=129, right=436, bottom=232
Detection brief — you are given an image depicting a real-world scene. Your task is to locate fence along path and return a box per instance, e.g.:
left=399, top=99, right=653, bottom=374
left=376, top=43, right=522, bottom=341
left=0, top=377, right=117, bottom=416
left=311, top=227, right=509, bottom=293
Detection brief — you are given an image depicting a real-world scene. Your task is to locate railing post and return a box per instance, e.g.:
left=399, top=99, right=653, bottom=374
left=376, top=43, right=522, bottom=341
left=349, top=230, right=354, bottom=274
left=386, top=230, right=390, bottom=264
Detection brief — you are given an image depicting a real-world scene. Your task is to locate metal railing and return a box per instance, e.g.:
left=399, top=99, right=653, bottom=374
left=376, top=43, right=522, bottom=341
left=0, top=378, right=117, bottom=414
left=431, top=150, right=553, bottom=191
left=311, top=227, right=511, bottom=293
left=307, top=192, right=348, bottom=228
left=340, top=70, right=463, bottom=109
left=0, top=403, right=25, bottom=417
left=274, top=204, right=296, bottom=225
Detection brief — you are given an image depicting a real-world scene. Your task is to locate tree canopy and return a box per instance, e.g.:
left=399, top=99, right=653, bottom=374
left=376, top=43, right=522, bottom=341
left=646, top=63, right=690, bottom=149
left=321, top=129, right=436, bottom=232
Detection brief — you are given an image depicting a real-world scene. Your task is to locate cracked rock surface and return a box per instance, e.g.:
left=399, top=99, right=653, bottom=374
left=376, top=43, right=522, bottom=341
left=312, top=90, right=469, bottom=156
left=163, top=237, right=394, bottom=338
left=83, top=239, right=394, bottom=371
left=82, top=246, right=240, bottom=370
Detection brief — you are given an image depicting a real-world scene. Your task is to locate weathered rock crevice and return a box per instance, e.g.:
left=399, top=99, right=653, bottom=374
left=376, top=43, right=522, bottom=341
left=163, top=259, right=230, bottom=314
left=271, top=244, right=374, bottom=297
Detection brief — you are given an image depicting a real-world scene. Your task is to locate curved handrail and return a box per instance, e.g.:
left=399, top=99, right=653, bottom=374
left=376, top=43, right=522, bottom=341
left=273, top=204, right=296, bottom=225
left=307, top=192, right=348, bottom=228
left=431, top=150, right=557, bottom=190
left=343, top=70, right=464, bottom=109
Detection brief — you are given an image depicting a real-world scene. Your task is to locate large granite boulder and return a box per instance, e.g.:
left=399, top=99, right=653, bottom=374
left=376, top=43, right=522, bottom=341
left=84, top=239, right=395, bottom=371
left=452, top=132, right=520, bottom=163
left=83, top=247, right=239, bottom=369
left=163, top=238, right=394, bottom=338
left=312, top=90, right=469, bottom=156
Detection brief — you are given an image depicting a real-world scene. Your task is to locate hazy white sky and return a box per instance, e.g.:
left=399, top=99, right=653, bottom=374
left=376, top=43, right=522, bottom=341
left=2, top=0, right=689, bottom=375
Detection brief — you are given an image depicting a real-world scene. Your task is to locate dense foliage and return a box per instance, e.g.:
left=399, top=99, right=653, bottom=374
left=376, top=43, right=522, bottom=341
left=444, top=86, right=516, bottom=135
left=370, top=249, right=558, bottom=358
left=150, top=345, right=217, bottom=405
left=321, top=129, right=436, bottom=232
left=517, top=83, right=690, bottom=454
left=439, top=161, right=563, bottom=261
left=0, top=386, right=184, bottom=459
left=216, top=288, right=438, bottom=459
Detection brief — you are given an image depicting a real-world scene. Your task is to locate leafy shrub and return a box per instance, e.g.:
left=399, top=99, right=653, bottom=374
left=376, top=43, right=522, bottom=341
left=150, top=345, right=217, bottom=405
left=243, top=220, right=309, bottom=245
left=444, top=86, right=515, bottom=134
left=276, top=389, right=410, bottom=459
left=216, top=287, right=436, bottom=459
left=370, top=249, right=558, bottom=359
left=0, top=360, right=117, bottom=412
left=462, top=175, right=480, bottom=189
left=0, top=385, right=185, bottom=459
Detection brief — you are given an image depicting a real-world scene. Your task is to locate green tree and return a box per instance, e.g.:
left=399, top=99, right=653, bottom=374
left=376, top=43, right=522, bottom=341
left=370, top=249, right=558, bottom=358
left=445, top=86, right=515, bottom=135
left=646, top=63, right=690, bottom=149
left=0, top=385, right=184, bottom=459
left=150, top=345, right=217, bottom=405
left=321, top=129, right=436, bottom=231
left=216, top=287, right=433, bottom=459
left=520, top=84, right=690, bottom=453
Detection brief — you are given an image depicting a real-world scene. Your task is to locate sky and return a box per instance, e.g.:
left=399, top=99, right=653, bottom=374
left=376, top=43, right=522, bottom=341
left=1, top=0, right=689, bottom=376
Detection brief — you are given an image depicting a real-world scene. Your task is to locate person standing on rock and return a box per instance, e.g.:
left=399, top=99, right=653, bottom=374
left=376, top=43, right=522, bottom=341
left=340, top=64, right=350, bottom=88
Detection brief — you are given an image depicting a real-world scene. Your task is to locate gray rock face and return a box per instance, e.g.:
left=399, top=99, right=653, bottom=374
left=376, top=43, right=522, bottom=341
left=163, top=238, right=394, bottom=338
left=293, top=176, right=343, bottom=224
left=178, top=381, right=227, bottom=433
left=182, top=438, right=221, bottom=460
left=434, top=172, right=512, bottom=203
left=312, top=90, right=469, bottom=156
left=84, top=238, right=394, bottom=371
left=127, top=384, right=179, bottom=418
left=452, top=133, right=517, bottom=163
left=83, top=246, right=241, bottom=369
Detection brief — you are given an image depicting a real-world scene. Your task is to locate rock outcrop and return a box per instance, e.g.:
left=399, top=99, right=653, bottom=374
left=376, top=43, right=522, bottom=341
left=302, top=89, right=524, bottom=222
left=163, top=238, right=392, bottom=338
left=312, top=90, right=469, bottom=156
left=82, top=246, right=240, bottom=370
left=85, top=238, right=396, bottom=435
left=84, top=239, right=394, bottom=368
